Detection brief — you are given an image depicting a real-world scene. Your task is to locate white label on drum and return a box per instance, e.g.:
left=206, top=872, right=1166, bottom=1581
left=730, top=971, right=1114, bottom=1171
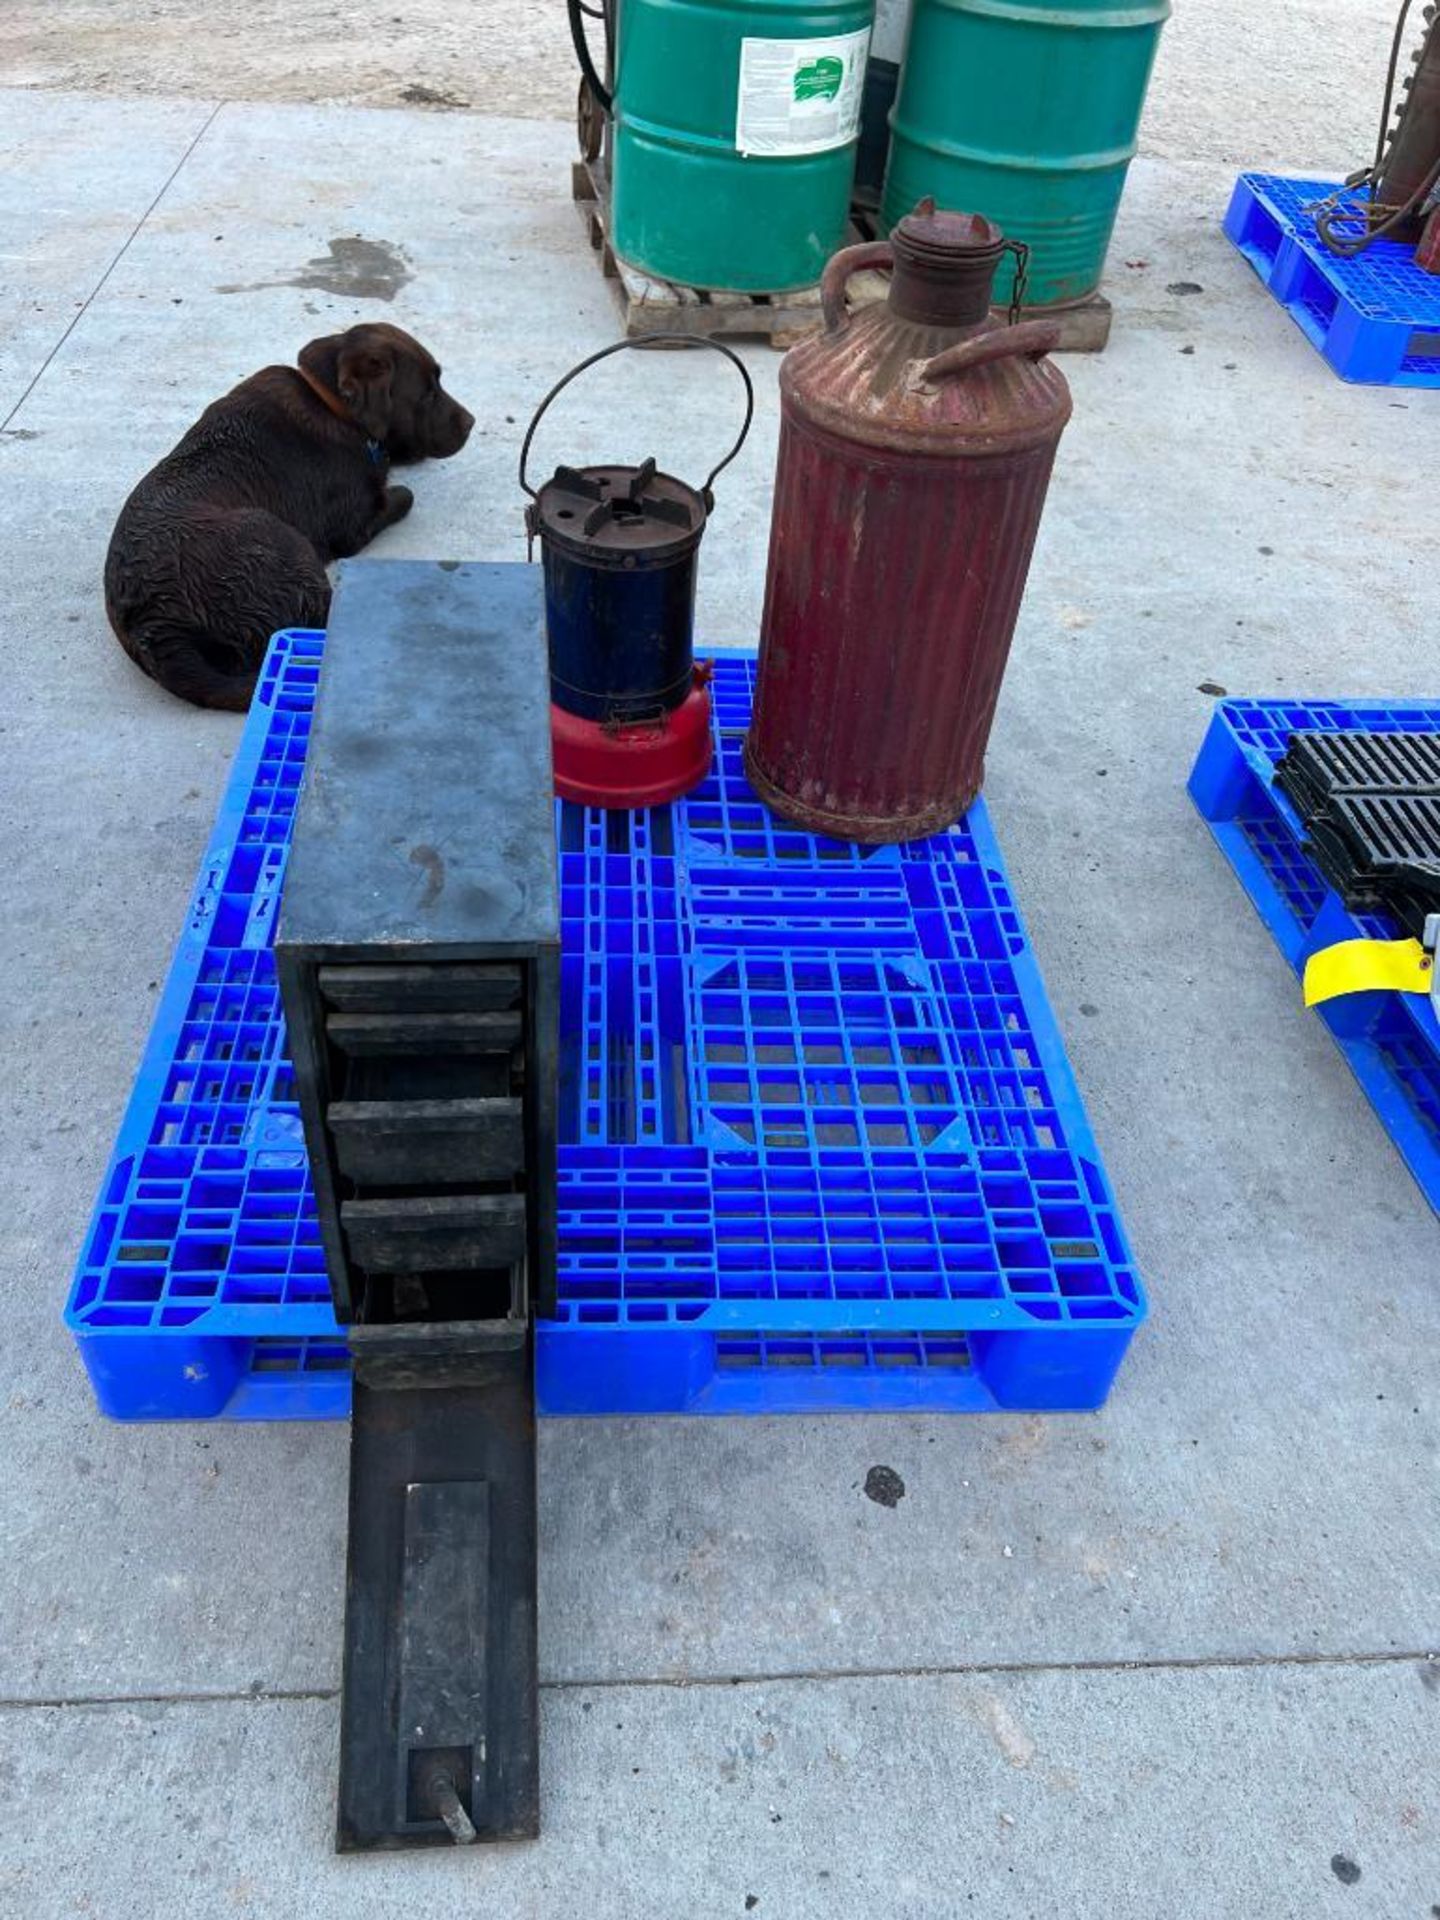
left=736, top=29, right=872, bottom=157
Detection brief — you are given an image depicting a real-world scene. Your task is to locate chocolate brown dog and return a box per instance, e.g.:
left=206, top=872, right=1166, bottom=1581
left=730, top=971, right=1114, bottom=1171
left=104, top=323, right=473, bottom=711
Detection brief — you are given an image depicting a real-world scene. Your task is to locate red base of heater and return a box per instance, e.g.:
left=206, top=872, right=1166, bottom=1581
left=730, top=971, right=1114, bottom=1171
left=551, top=685, right=713, bottom=809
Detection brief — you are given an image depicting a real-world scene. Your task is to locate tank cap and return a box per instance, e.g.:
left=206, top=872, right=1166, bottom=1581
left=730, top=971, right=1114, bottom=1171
left=895, top=200, right=1005, bottom=260
left=888, top=200, right=1008, bottom=326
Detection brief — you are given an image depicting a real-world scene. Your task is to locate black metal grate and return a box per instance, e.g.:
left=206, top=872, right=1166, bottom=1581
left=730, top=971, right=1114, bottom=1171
left=1275, top=731, right=1440, bottom=937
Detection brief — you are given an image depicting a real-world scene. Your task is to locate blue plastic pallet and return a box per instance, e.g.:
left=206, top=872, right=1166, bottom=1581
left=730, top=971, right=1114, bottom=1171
left=69, top=633, right=1145, bottom=1420
left=1190, top=696, right=1440, bottom=1213
left=1224, top=172, right=1440, bottom=387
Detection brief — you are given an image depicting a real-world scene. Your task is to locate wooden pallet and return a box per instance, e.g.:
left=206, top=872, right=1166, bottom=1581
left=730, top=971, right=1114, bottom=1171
left=573, top=159, right=1111, bottom=351
left=572, top=158, right=877, bottom=347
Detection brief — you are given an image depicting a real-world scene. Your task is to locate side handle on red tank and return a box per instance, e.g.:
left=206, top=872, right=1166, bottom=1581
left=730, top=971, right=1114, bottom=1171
left=820, top=242, right=895, bottom=333
left=921, top=320, right=1061, bottom=381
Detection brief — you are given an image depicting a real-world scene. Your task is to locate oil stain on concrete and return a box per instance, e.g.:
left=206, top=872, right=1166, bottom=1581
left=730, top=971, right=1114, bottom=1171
left=219, top=236, right=414, bottom=302
left=863, top=1465, right=906, bottom=1508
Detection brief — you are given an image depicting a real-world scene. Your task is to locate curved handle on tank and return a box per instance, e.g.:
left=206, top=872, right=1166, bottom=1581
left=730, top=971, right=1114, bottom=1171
left=920, top=320, right=1061, bottom=382
left=518, top=334, right=754, bottom=514
left=820, top=241, right=894, bottom=334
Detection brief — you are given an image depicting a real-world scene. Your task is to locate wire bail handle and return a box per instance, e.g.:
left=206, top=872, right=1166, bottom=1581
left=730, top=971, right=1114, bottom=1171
left=518, top=335, right=756, bottom=543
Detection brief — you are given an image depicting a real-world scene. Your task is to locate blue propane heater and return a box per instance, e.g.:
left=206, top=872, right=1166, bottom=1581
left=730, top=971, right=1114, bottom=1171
left=520, top=337, right=753, bottom=809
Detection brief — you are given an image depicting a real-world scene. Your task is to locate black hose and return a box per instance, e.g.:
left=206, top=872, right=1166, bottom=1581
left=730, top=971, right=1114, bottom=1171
left=1316, top=152, right=1440, bottom=255
left=567, top=0, right=612, bottom=115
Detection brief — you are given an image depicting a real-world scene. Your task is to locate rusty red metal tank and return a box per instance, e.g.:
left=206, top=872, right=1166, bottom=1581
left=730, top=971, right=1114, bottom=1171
left=744, top=203, right=1073, bottom=842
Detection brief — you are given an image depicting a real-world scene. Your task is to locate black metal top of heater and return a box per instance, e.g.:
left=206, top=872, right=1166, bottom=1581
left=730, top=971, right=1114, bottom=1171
left=530, top=456, right=705, bottom=563
left=1275, top=730, right=1440, bottom=937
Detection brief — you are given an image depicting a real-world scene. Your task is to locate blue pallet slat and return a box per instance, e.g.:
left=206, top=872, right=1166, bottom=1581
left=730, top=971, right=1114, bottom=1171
left=1189, top=695, right=1440, bottom=1213
left=1223, top=172, right=1440, bottom=388
left=69, top=634, right=1145, bottom=1419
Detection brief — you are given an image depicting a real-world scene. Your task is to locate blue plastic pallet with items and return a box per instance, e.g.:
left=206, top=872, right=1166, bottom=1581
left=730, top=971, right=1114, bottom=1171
left=1223, top=172, right=1440, bottom=387
left=1189, top=696, right=1440, bottom=1213
left=69, top=632, right=1145, bottom=1420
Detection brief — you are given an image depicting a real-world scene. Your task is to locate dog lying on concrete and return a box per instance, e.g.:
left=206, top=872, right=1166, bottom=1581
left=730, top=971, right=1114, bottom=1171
left=104, top=322, right=473, bottom=710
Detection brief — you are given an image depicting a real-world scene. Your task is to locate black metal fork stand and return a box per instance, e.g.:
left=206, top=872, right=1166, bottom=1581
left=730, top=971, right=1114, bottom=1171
left=277, top=560, right=558, bottom=1849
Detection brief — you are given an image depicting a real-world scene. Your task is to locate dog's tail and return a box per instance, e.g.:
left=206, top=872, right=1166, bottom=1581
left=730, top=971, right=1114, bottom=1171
left=114, top=618, right=263, bottom=710
left=106, top=610, right=266, bottom=712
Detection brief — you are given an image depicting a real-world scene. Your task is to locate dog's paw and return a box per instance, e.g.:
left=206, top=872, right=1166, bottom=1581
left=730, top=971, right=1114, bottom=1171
left=386, top=484, right=415, bottom=523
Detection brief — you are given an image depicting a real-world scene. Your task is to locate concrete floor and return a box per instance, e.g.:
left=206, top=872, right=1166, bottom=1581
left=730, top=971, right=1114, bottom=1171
left=0, top=70, right=1437, bottom=1920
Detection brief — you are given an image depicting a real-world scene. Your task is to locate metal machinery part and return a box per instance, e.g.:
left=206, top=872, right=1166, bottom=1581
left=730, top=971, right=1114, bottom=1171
left=1316, top=0, right=1440, bottom=259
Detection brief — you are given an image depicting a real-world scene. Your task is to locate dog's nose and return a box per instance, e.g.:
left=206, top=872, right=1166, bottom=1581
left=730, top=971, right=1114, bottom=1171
left=456, top=406, right=475, bottom=443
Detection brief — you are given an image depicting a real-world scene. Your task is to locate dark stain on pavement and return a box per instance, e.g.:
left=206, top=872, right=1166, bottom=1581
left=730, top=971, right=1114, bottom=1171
left=219, top=236, right=414, bottom=302
left=863, top=1465, right=906, bottom=1508
left=400, top=83, right=471, bottom=109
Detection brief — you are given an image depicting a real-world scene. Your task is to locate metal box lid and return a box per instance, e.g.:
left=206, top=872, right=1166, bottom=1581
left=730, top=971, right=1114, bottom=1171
left=277, top=560, right=558, bottom=960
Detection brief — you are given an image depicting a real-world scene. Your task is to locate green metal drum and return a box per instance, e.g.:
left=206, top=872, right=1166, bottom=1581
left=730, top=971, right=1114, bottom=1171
left=612, top=0, right=876, bottom=292
left=880, top=0, right=1169, bottom=309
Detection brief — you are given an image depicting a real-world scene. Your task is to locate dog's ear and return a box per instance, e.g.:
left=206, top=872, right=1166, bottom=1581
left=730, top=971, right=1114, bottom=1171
left=335, top=335, right=395, bottom=440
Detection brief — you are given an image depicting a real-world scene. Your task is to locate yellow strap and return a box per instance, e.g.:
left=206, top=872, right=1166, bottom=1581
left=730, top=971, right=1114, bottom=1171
left=1302, top=936, right=1432, bottom=1007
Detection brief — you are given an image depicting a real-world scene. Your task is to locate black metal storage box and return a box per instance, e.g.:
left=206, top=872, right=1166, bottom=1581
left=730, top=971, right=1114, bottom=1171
left=276, top=559, right=559, bottom=1359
